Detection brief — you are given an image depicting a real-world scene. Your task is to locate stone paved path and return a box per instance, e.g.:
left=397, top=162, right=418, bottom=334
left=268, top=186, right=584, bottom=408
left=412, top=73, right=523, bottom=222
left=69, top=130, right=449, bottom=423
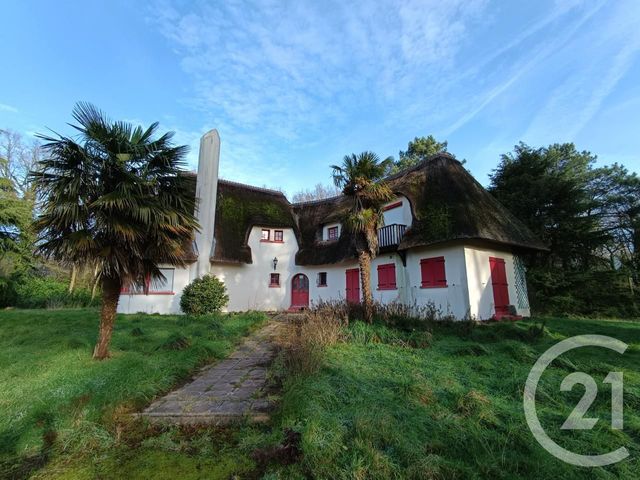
left=141, top=318, right=286, bottom=425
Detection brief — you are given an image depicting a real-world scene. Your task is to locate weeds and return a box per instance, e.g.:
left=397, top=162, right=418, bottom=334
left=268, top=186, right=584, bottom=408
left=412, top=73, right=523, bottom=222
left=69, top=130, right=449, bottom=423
left=276, top=304, right=346, bottom=376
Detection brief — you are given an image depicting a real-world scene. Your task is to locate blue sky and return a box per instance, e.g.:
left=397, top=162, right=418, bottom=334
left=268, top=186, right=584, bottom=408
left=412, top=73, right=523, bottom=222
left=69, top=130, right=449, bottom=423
left=1, top=0, right=639, bottom=196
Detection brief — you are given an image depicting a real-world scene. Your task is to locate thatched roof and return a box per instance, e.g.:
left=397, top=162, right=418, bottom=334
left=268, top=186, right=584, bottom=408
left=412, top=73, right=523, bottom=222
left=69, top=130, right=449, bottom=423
left=292, top=154, right=546, bottom=264
left=184, top=153, right=545, bottom=265
left=292, top=195, right=356, bottom=265
left=211, top=180, right=297, bottom=264
left=390, top=154, right=547, bottom=252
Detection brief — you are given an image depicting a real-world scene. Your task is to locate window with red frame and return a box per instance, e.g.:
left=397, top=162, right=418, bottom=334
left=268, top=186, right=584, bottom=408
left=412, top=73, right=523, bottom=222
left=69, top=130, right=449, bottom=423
left=269, top=273, right=280, bottom=287
left=261, top=229, right=270, bottom=241
left=377, top=263, right=397, bottom=290
left=121, top=268, right=175, bottom=294
left=420, top=257, right=447, bottom=288
left=274, top=230, right=284, bottom=242
left=327, top=226, right=339, bottom=240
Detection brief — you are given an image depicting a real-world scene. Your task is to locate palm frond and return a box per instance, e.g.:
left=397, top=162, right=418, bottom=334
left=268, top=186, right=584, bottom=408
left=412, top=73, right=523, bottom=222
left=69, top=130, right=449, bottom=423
left=30, top=102, right=199, bottom=283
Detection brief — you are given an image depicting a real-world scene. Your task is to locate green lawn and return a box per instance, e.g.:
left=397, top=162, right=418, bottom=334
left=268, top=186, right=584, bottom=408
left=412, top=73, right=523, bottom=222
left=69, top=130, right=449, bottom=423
left=1, top=310, right=638, bottom=479
left=0, top=308, right=267, bottom=479
left=274, top=317, right=640, bottom=479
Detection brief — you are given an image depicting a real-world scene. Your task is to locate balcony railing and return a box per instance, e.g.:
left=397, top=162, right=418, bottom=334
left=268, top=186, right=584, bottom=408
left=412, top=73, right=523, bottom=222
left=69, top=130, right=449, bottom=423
left=378, top=224, right=407, bottom=248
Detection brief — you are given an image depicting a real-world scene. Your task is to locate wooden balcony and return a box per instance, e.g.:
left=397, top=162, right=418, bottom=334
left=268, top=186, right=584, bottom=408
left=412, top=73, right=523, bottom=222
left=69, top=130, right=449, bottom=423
left=378, top=224, right=407, bottom=249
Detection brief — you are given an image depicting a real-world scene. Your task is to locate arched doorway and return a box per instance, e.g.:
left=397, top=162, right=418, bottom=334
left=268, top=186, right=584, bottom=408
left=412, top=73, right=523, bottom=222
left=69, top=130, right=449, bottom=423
left=291, top=273, right=309, bottom=308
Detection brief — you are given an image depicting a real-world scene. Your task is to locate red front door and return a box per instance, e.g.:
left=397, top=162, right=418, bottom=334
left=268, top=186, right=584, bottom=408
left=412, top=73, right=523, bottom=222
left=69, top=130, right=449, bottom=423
left=489, top=257, right=510, bottom=318
left=345, top=268, right=360, bottom=304
left=291, top=274, right=309, bottom=308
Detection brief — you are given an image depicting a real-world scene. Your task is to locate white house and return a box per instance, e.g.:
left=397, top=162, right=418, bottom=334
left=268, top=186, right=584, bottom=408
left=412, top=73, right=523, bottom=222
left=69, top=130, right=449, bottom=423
left=117, top=130, right=546, bottom=320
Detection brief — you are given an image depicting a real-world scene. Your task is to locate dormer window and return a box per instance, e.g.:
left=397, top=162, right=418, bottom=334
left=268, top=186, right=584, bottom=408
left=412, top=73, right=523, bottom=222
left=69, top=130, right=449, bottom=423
left=327, top=226, right=339, bottom=240
left=260, top=228, right=285, bottom=243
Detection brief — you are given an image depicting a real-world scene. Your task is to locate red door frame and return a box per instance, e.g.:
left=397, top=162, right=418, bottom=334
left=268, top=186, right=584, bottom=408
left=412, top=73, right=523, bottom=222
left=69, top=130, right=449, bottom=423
left=291, top=273, right=309, bottom=308
left=489, top=257, right=510, bottom=318
left=345, top=268, right=360, bottom=304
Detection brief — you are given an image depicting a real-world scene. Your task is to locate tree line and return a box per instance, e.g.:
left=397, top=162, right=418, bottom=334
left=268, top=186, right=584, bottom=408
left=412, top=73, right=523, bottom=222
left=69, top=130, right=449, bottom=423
left=490, top=143, right=639, bottom=317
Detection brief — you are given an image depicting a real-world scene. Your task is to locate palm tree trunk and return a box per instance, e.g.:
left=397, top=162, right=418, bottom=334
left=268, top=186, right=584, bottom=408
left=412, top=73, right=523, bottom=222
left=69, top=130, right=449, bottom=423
left=91, top=264, right=100, bottom=301
left=93, top=275, right=121, bottom=360
left=358, top=251, right=374, bottom=323
left=68, top=265, right=77, bottom=294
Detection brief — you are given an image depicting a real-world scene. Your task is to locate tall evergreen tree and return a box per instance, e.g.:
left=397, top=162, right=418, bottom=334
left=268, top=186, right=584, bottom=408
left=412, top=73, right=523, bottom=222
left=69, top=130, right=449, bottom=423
left=391, top=135, right=449, bottom=174
left=490, top=142, right=639, bottom=316
left=489, top=142, right=604, bottom=269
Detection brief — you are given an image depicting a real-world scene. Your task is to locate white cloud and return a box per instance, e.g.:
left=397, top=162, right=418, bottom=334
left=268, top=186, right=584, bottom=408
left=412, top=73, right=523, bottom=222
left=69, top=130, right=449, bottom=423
left=148, top=0, right=488, bottom=188
left=0, top=103, right=18, bottom=113
left=147, top=0, right=639, bottom=190
left=442, top=0, right=605, bottom=136
left=524, top=0, right=640, bottom=142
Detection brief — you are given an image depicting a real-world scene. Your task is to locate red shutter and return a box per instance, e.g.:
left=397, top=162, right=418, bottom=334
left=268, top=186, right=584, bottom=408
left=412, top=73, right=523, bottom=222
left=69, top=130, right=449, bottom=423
left=377, top=264, right=384, bottom=289
left=434, top=257, right=446, bottom=287
left=421, top=257, right=447, bottom=288
left=388, top=264, right=396, bottom=289
left=489, top=257, right=510, bottom=316
left=420, top=259, right=429, bottom=287
left=377, top=263, right=396, bottom=290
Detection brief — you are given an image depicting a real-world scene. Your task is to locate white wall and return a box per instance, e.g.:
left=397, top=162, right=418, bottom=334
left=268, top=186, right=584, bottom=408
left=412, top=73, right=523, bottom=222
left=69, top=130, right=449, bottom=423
left=117, top=231, right=530, bottom=321
left=210, top=226, right=299, bottom=311
left=464, top=246, right=530, bottom=319
left=404, top=245, right=470, bottom=319
left=117, top=265, right=193, bottom=314
left=382, top=196, right=413, bottom=227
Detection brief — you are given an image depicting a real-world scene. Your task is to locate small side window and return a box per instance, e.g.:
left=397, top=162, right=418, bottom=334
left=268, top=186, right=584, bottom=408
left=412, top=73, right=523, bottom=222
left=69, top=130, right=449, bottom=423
left=317, top=272, right=327, bottom=287
left=151, top=268, right=175, bottom=293
left=261, top=229, right=270, bottom=241
left=274, top=230, right=284, bottom=242
left=269, top=273, right=280, bottom=287
left=327, top=226, right=339, bottom=240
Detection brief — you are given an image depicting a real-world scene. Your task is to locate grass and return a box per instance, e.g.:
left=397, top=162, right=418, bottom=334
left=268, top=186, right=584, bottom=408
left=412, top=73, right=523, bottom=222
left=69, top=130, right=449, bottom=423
left=2, top=309, right=638, bottom=479
left=273, top=317, right=640, bottom=479
left=0, top=308, right=268, bottom=479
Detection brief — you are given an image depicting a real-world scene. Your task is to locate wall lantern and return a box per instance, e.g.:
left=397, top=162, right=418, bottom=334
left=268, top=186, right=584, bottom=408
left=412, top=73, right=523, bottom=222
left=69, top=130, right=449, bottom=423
left=272, top=257, right=278, bottom=271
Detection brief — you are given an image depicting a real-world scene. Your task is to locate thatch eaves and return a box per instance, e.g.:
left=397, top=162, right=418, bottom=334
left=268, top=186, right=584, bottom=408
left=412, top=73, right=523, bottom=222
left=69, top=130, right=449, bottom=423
left=387, top=154, right=547, bottom=252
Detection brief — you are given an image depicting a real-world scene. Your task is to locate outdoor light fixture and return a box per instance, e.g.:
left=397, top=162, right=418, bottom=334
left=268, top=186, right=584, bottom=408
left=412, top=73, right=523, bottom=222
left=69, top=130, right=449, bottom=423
left=272, top=257, right=278, bottom=271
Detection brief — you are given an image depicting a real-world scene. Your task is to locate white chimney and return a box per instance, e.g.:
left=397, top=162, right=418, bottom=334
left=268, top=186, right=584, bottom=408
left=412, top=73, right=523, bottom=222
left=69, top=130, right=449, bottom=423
left=194, top=129, right=220, bottom=278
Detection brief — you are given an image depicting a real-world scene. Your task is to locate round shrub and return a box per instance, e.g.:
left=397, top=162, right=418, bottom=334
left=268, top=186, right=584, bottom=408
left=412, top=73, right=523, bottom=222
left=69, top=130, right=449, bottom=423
left=180, top=275, right=229, bottom=315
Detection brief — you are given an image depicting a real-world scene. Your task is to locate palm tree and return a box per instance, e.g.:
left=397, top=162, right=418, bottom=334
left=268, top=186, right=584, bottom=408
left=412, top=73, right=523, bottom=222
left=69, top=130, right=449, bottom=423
left=332, top=152, right=393, bottom=323
left=31, top=103, right=199, bottom=359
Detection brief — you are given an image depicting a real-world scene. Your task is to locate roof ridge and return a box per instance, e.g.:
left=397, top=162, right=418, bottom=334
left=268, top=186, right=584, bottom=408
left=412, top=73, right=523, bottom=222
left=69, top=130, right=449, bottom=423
left=291, top=194, right=344, bottom=207
left=218, top=178, right=287, bottom=197
left=291, top=153, right=458, bottom=207
left=384, top=152, right=458, bottom=181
